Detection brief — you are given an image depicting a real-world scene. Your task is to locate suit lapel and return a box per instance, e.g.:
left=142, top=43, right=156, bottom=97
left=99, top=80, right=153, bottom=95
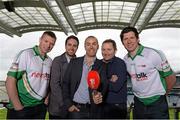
left=75, top=57, right=84, bottom=87
left=92, top=59, right=101, bottom=71
left=61, top=53, right=68, bottom=63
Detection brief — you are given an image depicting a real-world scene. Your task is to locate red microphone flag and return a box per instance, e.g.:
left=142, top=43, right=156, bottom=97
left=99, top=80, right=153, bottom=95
left=87, top=70, right=100, bottom=89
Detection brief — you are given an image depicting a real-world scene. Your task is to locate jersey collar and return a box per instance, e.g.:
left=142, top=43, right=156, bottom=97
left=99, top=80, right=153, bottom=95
left=33, top=45, right=48, bottom=60
left=128, top=44, right=144, bottom=60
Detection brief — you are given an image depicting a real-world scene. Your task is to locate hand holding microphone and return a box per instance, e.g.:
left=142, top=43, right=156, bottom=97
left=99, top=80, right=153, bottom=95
left=87, top=70, right=102, bottom=104
left=92, top=92, right=102, bottom=104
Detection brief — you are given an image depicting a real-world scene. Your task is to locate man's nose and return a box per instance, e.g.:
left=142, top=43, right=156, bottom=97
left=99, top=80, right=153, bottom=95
left=127, top=39, right=131, bottom=43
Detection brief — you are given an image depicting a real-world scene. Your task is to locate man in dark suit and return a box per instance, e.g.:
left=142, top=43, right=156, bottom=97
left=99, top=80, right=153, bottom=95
left=48, top=35, right=79, bottom=119
left=63, top=36, right=108, bottom=119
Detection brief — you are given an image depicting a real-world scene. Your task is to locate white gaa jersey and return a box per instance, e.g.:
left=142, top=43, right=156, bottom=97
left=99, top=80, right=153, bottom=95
left=124, top=45, right=173, bottom=99
left=7, top=46, right=52, bottom=107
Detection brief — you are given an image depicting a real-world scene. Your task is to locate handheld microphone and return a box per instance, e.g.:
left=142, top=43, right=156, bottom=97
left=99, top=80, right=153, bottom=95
left=87, top=70, right=100, bottom=94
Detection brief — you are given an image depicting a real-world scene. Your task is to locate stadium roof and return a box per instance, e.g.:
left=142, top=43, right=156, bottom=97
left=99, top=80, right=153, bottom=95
left=0, top=0, right=180, bottom=37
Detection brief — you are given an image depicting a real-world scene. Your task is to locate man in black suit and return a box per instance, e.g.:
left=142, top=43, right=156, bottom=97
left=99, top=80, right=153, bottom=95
left=48, top=35, right=79, bottom=119
left=63, top=36, right=108, bottom=119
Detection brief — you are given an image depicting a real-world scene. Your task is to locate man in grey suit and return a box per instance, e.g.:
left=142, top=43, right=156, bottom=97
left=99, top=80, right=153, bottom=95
left=48, top=35, right=79, bottom=119
left=63, top=36, right=108, bottom=119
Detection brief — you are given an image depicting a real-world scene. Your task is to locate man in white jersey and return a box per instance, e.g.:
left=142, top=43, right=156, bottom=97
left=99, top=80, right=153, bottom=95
left=6, top=31, right=56, bottom=119
left=120, top=26, right=176, bottom=119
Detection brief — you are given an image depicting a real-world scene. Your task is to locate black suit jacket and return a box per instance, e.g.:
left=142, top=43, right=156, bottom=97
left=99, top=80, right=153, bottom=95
left=62, top=56, right=108, bottom=110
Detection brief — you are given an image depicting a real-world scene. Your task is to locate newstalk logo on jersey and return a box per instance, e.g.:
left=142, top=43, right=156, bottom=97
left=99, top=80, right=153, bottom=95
left=31, top=72, right=50, bottom=80
left=130, top=72, right=148, bottom=81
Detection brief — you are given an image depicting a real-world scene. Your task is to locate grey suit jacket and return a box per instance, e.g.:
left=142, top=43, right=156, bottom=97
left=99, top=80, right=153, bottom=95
left=48, top=53, right=69, bottom=116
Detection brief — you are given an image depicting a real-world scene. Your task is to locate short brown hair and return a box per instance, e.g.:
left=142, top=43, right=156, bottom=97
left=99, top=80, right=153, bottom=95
left=65, top=35, right=79, bottom=46
left=42, top=31, right=56, bottom=40
left=102, top=39, right=117, bottom=51
left=120, top=26, right=139, bottom=42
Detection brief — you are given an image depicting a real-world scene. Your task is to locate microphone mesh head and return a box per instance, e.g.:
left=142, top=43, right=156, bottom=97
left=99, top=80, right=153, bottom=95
left=87, top=70, right=100, bottom=89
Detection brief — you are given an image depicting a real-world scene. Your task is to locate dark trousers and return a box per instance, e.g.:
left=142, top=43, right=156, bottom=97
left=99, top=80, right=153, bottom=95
left=68, top=104, right=90, bottom=119
left=133, top=95, right=169, bottom=119
left=49, top=114, right=64, bottom=119
left=68, top=102, right=102, bottom=119
left=7, top=103, right=47, bottom=119
left=103, top=103, right=127, bottom=119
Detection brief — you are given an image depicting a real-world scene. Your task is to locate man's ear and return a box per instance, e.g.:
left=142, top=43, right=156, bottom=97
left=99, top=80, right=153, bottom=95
left=39, top=37, right=42, bottom=43
left=115, top=49, right=117, bottom=54
left=137, top=38, right=140, bottom=43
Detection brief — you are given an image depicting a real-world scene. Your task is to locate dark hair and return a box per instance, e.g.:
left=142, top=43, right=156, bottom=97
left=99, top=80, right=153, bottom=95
left=65, top=35, right=79, bottom=46
left=102, top=39, right=117, bottom=51
left=42, top=31, right=56, bottom=40
left=120, top=26, right=139, bottom=42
